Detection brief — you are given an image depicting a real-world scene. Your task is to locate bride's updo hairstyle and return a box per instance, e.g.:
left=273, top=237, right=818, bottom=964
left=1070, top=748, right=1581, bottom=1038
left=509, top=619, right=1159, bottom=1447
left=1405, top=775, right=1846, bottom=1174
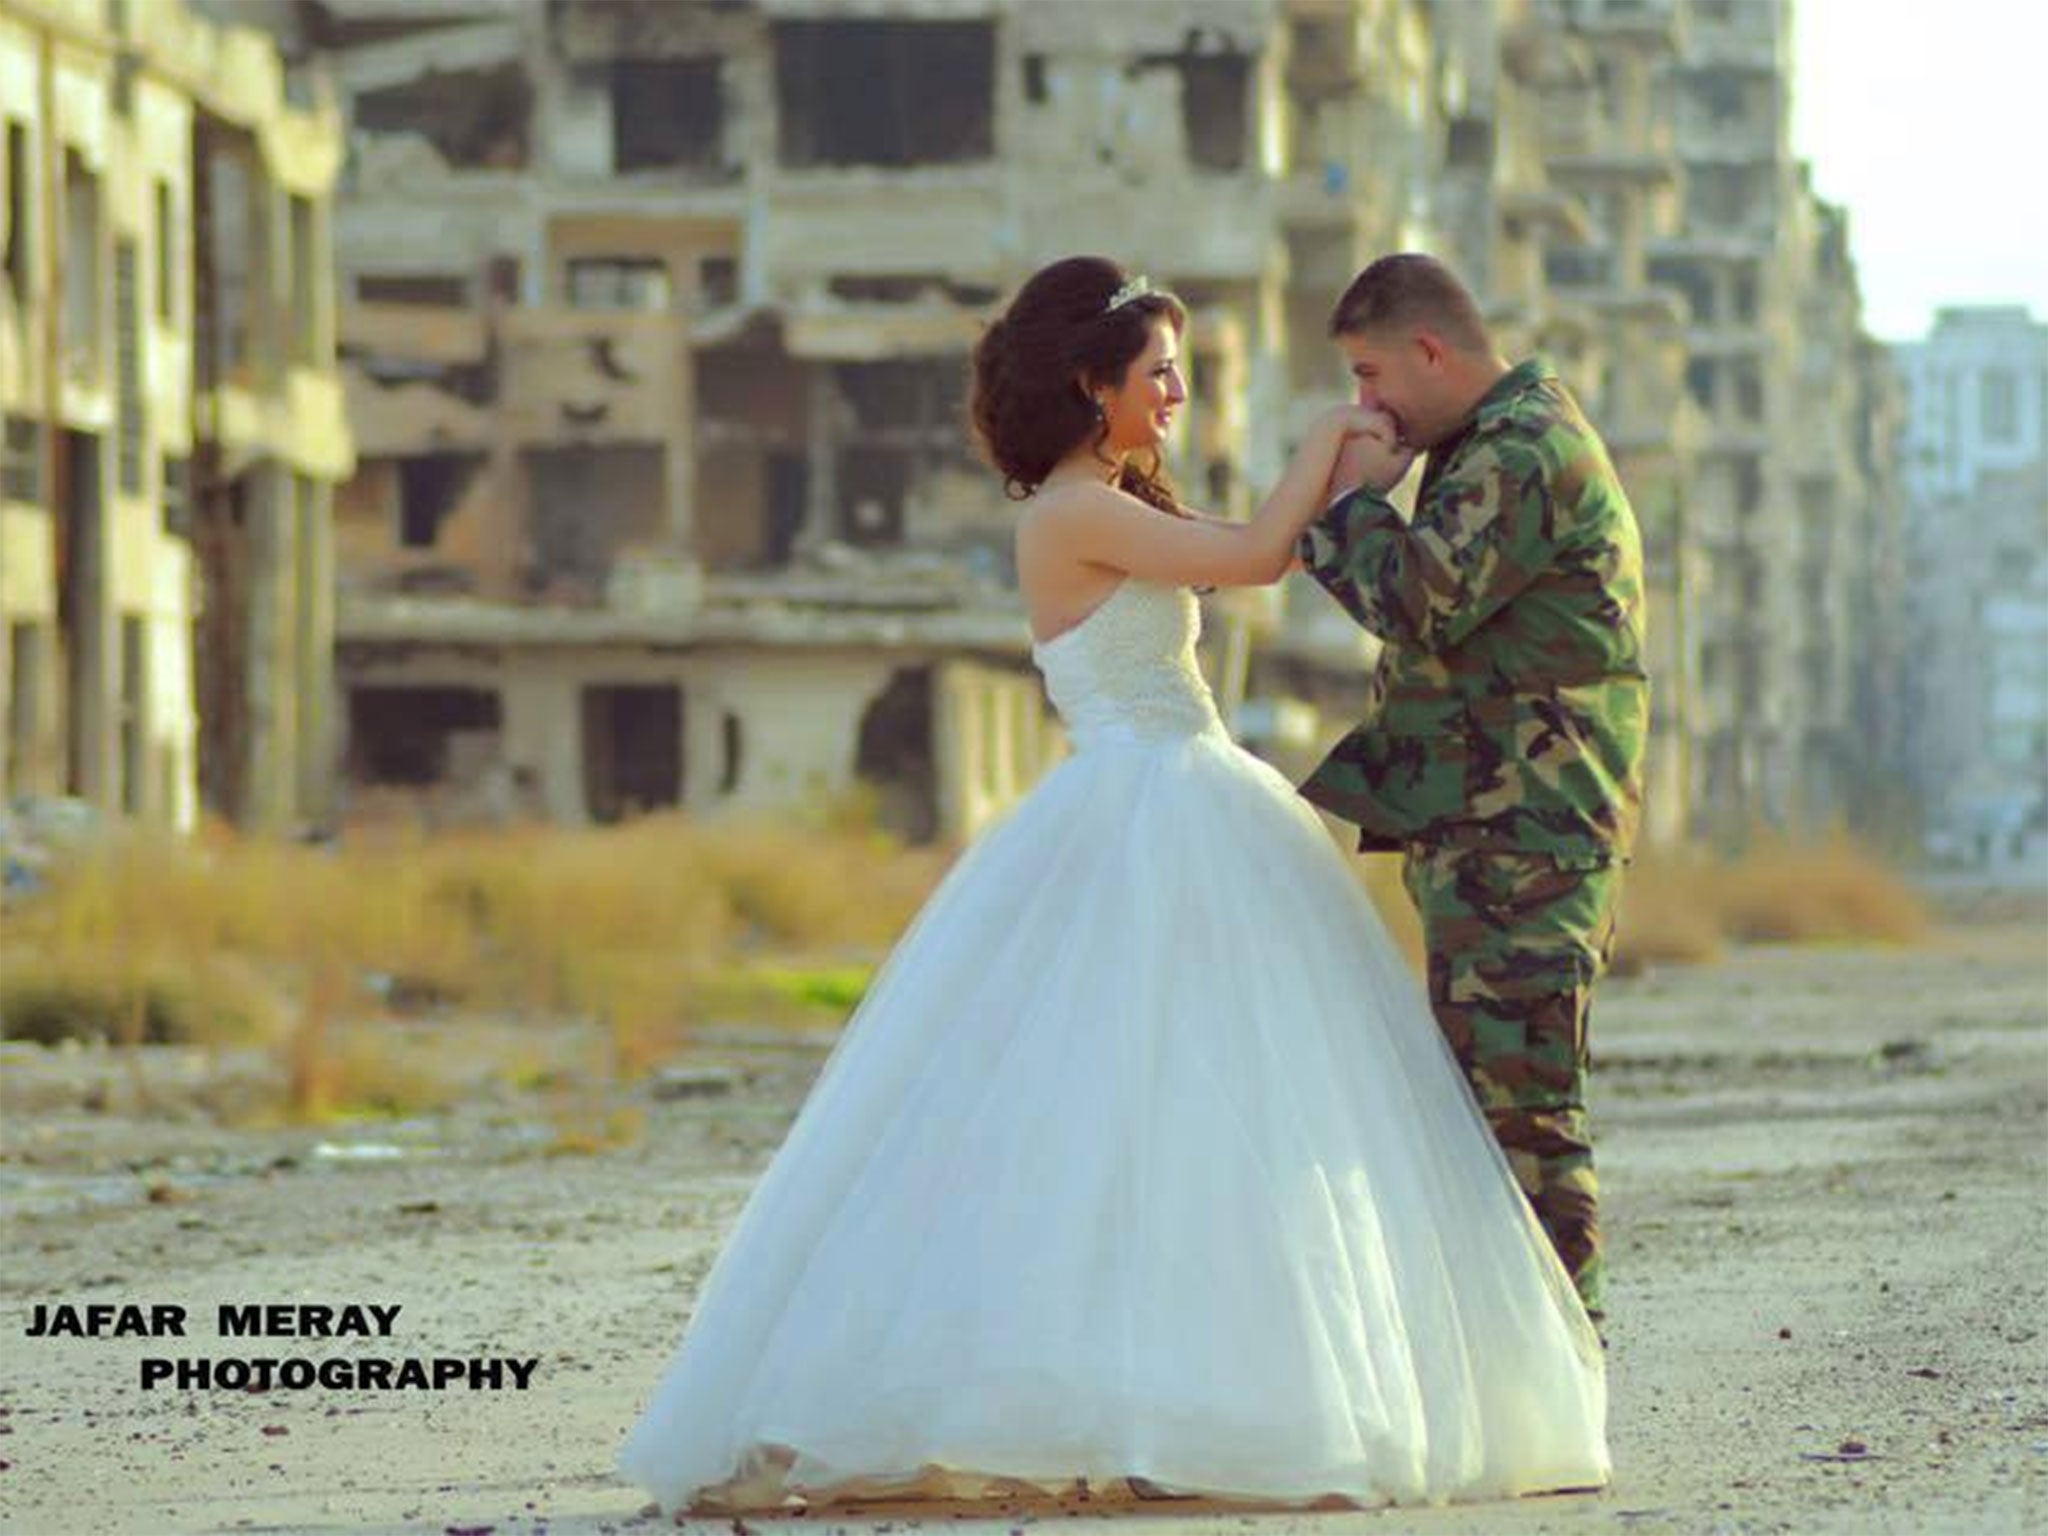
left=970, top=255, right=1188, bottom=515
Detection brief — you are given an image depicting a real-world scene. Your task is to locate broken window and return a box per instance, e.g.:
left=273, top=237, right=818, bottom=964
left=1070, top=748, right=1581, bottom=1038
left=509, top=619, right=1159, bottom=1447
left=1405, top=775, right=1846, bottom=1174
left=566, top=256, right=671, bottom=311
left=611, top=58, right=723, bottom=173
left=855, top=668, right=937, bottom=843
left=62, top=149, right=100, bottom=379
left=1734, top=366, right=1764, bottom=422
left=765, top=451, right=806, bottom=566
left=1446, top=116, right=1494, bottom=172
left=397, top=451, right=483, bottom=549
left=486, top=254, right=521, bottom=303
left=581, top=684, right=682, bottom=823
left=1686, top=358, right=1715, bottom=410
left=1132, top=49, right=1251, bottom=172
left=719, top=711, right=743, bottom=796
left=837, top=447, right=909, bottom=546
left=828, top=359, right=967, bottom=547
left=354, top=62, right=532, bottom=170
left=114, top=239, right=143, bottom=496
left=774, top=21, right=994, bottom=168
left=1732, top=267, right=1758, bottom=322
left=6, top=620, right=41, bottom=791
left=348, top=687, right=502, bottom=786
left=357, top=272, right=469, bottom=307
left=2, top=415, right=39, bottom=503
left=1544, top=246, right=1611, bottom=288
left=161, top=455, right=190, bottom=539
left=697, top=255, right=737, bottom=308
left=523, top=443, right=664, bottom=594
left=1649, top=257, right=1714, bottom=323
left=1685, top=166, right=1752, bottom=230
left=119, top=614, right=144, bottom=816
left=827, top=274, right=998, bottom=307
left=199, top=131, right=264, bottom=384
left=1692, top=69, right=1748, bottom=125
left=3, top=121, right=26, bottom=313
left=835, top=359, right=964, bottom=435
left=1734, top=455, right=1763, bottom=512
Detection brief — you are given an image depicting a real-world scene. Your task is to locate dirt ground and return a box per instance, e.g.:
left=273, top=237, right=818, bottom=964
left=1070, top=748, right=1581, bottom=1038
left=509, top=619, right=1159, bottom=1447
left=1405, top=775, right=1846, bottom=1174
left=2, top=885, right=2044, bottom=1536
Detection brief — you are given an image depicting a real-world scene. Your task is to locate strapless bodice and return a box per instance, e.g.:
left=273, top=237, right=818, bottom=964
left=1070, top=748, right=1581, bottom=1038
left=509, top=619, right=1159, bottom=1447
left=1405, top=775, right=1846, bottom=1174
left=1031, top=580, right=1225, bottom=748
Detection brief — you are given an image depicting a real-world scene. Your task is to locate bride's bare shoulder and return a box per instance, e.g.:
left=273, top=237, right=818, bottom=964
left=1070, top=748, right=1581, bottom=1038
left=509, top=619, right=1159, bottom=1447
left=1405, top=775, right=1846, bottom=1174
left=1019, top=480, right=1134, bottom=533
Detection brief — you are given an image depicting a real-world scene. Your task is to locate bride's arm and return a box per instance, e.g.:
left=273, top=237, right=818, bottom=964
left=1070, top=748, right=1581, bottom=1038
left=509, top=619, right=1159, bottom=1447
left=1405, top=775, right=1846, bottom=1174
left=1024, top=406, right=1387, bottom=589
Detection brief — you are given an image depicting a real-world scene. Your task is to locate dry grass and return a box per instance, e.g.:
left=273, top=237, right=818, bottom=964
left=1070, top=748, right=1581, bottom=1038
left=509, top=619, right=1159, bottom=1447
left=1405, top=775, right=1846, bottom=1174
left=1706, top=829, right=1929, bottom=945
left=1614, top=830, right=1926, bottom=975
left=0, top=809, right=950, bottom=1128
left=1327, top=827, right=1923, bottom=980
left=2, top=807, right=1925, bottom=1134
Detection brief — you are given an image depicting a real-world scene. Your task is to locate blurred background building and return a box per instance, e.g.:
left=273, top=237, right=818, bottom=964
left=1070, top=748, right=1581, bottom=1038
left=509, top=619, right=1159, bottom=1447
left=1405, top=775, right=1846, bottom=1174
left=5, top=0, right=2006, bottom=862
left=1896, top=306, right=2048, bottom=868
left=0, top=0, right=351, bottom=835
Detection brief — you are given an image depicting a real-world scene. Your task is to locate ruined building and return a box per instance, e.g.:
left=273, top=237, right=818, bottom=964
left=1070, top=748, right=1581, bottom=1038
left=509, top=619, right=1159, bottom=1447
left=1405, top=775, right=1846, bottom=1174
left=0, top=0, right=351, bottom=832
left=1650, top=0, right=1906, bottom=839
left=224, top=0, right=1900, bottom=850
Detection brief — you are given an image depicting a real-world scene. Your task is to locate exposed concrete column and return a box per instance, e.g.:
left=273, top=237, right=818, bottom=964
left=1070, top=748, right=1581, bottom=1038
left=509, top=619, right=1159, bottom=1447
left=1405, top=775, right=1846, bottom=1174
left=931, top=662, right=972, bottom=846
left=23, top=619, right=62, bottom=797
left=499, top=666, right=587, bottom=824
left=798, top=364, right=837, bottom=554
left=295, top=474, right=337, bottom=826
left=667, top=322, right=696, bottom=551
left=242, top=462, right=297, bottom=830
left=677, top=664, right=725, bottom=814
left=62, top=433, right=118, bottom=809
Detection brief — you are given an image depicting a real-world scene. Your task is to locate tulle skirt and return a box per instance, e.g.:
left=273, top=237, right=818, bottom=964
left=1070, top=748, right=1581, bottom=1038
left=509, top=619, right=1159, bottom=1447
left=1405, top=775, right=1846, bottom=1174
left=619, top=727, right=1608, bottom=1510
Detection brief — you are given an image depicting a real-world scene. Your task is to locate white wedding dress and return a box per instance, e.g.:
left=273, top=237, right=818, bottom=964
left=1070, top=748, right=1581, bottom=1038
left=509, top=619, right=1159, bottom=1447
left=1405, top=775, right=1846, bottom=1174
left=619, top=578, right=1609, bottom=1510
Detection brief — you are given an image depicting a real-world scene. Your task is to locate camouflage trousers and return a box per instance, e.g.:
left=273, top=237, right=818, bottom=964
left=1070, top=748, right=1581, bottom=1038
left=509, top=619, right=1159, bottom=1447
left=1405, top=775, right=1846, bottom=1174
left=1402, top=844, right=1623, bottom=1317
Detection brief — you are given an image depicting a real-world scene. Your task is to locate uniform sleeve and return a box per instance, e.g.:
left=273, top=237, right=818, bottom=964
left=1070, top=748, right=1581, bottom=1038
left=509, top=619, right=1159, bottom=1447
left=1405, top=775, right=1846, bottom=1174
left=1296, top=432, right=1560, bottom=652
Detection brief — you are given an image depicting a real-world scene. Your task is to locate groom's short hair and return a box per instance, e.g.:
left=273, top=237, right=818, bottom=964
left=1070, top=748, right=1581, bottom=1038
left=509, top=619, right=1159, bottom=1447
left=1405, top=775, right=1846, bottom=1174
left=1328, top=254, right=1491, bottom=354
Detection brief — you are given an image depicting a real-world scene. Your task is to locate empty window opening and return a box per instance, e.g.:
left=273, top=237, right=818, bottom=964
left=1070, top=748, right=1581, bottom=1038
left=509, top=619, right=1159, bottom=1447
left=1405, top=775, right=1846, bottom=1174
left=612, top=58, right=723, bottom=172
left=354, top=62, right=532, bottom=169
left=398, top=452, right=483, bottom=549
left=1131, top=49, right=1250, bottom=172
left=348, top=686, right=501, bottom=786
left=582, top=684, right=682, bottom=823
left=774, top=21, right=994, bottom=168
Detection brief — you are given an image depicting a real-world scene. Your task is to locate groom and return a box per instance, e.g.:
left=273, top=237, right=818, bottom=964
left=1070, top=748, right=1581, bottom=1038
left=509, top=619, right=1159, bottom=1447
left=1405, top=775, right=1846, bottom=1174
left=1294, top=254, right=1648, bottom=1320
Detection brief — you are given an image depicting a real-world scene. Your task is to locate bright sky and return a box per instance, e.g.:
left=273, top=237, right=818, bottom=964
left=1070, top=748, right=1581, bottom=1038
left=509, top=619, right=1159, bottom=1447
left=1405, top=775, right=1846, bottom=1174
left=1791, top=0, right=2048, bottom=342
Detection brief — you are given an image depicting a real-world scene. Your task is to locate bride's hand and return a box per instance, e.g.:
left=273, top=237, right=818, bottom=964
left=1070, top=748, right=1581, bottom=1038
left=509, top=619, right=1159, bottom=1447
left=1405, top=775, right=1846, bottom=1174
left=1325, top=407, right=1414, bottom=498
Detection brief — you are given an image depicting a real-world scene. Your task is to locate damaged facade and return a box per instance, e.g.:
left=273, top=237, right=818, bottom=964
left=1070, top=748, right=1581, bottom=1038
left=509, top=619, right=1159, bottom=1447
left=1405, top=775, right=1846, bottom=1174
left=0, top=0, right=351, bottom=832
left=236, top=0, right=1898, bottom=849
left=1649, top=0, right=1907, bottom=838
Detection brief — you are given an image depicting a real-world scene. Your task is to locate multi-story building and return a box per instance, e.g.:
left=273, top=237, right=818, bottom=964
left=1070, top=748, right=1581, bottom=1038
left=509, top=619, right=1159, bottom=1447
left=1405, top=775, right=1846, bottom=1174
left=1526, top=0, right=1699, bottom=848
left=1641, top=0, right=1832, bottom=839
left=253, top=0, right=1459, bottom=842
left=1895, top=306, right=2048, bottom=859
left=196, top=0, right=1905, bottom=854
left=0, top=0, right=350, bottom=833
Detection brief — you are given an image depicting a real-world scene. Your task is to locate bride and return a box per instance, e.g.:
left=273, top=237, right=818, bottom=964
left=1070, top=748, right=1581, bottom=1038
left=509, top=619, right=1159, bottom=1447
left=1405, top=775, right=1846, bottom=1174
left=618, top=255, right=1609, bottom=1513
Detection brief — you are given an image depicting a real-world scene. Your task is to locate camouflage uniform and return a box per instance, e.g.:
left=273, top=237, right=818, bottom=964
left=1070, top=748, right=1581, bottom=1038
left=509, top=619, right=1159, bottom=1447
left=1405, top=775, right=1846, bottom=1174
left=1295, top=357, right=1647, bottom=1316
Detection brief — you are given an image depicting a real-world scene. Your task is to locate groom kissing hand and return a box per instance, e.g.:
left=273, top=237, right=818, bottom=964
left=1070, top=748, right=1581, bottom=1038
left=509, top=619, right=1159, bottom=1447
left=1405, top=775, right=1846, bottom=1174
left=1292, top=254, right=1650, bottom=1323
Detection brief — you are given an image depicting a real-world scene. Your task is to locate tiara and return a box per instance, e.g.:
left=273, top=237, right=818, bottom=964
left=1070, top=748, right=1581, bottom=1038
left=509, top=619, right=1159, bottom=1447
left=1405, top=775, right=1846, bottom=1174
left=1104, top=274, right=1153, bottom=313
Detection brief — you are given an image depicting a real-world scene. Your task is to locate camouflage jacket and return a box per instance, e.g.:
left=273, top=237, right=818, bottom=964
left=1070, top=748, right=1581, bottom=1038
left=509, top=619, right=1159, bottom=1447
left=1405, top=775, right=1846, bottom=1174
left=1295, top=358, right=1648, bottom=861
